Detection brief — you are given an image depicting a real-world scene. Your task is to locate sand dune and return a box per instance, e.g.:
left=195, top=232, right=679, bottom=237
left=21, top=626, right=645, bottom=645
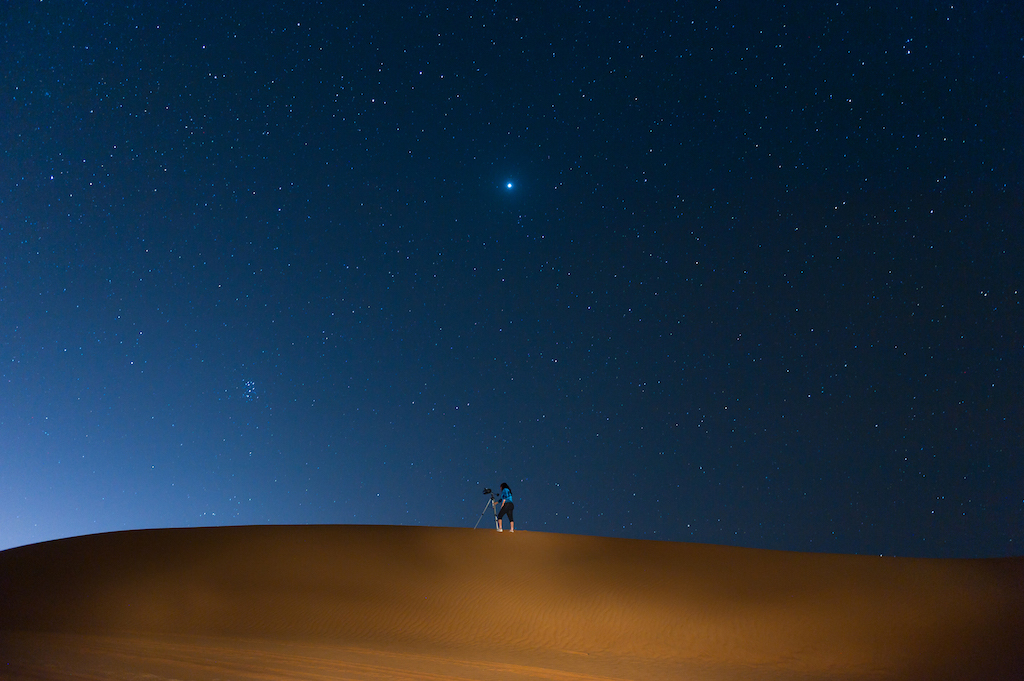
left=0, top=525, right=1021, bottom=680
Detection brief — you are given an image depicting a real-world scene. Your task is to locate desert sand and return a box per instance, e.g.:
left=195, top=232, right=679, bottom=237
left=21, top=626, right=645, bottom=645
left=0, top=525, right=1021, bottom=680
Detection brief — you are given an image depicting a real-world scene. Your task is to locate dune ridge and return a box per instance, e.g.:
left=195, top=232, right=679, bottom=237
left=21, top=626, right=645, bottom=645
left=1, top=525, right=1022, bottom=680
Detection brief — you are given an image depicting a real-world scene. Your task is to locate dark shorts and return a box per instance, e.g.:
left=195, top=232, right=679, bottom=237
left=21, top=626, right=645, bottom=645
left=497, top=502, right=514, bottom=522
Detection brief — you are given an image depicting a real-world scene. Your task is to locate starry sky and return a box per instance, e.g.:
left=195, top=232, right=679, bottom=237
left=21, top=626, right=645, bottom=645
left=2, top=1, right=1021, bottom=558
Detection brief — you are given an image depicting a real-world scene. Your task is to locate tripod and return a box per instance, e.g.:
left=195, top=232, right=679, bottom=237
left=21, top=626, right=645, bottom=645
left=473, top=495, right=499, bottom=530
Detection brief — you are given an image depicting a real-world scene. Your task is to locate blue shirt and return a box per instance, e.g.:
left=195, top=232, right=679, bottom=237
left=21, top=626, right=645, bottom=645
left=500, top=488, right=513, bottom=504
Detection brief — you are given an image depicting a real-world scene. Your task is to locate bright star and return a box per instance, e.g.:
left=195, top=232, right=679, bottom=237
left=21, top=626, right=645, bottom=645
left=506, top=182, right=513, bottom=189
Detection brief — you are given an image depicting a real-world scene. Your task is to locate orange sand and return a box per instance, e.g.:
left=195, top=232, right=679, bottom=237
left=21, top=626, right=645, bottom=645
left=0, top=525, right=1021, bottom=680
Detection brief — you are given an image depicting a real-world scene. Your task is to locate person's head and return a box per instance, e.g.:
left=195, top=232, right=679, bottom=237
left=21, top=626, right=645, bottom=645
left=500, top=482, right=509, bottom=491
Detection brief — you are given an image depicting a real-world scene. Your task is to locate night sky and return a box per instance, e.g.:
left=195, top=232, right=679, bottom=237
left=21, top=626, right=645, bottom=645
left=2, top=2, right=1021, bottom=558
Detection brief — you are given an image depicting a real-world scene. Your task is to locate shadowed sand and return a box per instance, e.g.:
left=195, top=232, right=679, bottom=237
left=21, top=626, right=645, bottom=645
left=1, top=525, right=1021, bottom=680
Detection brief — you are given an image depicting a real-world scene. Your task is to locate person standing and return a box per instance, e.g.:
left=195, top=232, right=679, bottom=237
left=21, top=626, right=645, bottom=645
left=496, top=482, right=514, bottom=532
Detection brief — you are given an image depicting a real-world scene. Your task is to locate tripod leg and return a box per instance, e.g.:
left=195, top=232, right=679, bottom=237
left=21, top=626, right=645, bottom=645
left=473, top=499, right=493, bottom=529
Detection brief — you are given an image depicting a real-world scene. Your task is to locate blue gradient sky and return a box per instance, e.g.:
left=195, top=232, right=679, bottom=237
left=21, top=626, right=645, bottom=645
left=2, top=1, right=1021, bottom=557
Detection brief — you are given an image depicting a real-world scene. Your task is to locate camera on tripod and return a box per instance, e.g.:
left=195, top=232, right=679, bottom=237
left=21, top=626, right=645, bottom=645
left=474, top=487, right=499, bottom=529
